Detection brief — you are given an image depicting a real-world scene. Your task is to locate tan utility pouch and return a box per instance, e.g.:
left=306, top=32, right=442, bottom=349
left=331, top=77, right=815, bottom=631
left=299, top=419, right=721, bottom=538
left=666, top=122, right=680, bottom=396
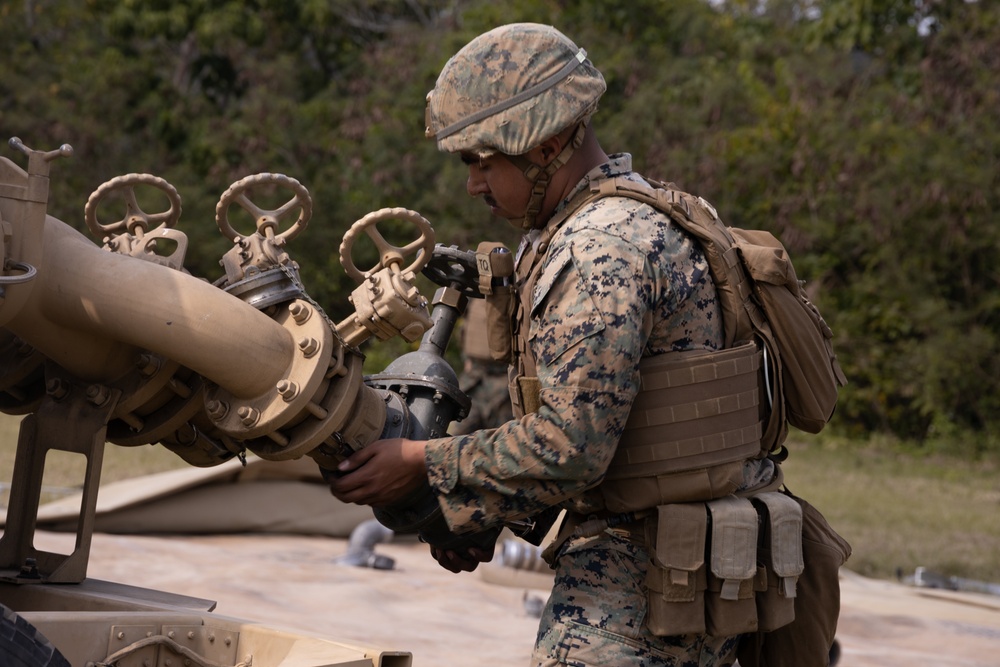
left=515, top=376, right=542, bottom=415
left=507, top=369, right=541, bottom=418
left=646, top=503, right=709, bottom=635
left=602, top=341, right=763, bottom=512
left=750, top=491, right=804, bottom=632
left=705, top=495, right=760, bottom=636
left=460, top=297, right=494, bottom=362
left=475, top=242, right=516, bottom=364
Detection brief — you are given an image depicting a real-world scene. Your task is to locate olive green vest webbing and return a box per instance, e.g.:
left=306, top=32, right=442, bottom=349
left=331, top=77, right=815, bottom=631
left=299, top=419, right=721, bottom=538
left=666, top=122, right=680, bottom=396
left=600, top=340, right=765, bottom=513
left=607, top=341, right=763, bottom=480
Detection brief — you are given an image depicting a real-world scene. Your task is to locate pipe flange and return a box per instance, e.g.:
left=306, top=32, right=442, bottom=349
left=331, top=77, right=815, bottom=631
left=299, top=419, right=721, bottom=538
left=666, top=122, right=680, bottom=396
left=107, top=370, right=207, bottom=447
left=205, top=298, right=333, bottom=441
left=222, top=265, right=305, bottom=310
left=242, top=348, right=372, bottom=461
left=365, top=371, right=471, bottom=415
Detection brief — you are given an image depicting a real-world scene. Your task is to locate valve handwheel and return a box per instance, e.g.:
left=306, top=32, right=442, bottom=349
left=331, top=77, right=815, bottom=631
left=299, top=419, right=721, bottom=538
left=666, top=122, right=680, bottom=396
left=84, top=173, right=182, bottom=239
left=421, top=245, right=483, bottom=298
left=215, top=173, right=312, bottom=243
left=339, top=207, right=435, bottom=283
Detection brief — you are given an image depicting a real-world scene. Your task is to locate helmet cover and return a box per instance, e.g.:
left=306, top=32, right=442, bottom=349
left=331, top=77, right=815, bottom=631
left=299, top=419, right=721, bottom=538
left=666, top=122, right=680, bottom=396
left=425, top=23, right=606, bottom=157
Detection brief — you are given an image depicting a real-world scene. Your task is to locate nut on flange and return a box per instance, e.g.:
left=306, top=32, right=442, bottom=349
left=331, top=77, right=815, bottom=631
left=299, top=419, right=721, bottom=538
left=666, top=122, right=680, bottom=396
left=204, top=298, right=333, bottom=442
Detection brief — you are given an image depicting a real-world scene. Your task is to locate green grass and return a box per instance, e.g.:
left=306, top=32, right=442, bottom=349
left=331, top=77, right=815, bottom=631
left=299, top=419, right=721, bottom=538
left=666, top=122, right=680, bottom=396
left=1, top=412, right=998, bottom=586
left=781, top=435, right=1000, bottom=583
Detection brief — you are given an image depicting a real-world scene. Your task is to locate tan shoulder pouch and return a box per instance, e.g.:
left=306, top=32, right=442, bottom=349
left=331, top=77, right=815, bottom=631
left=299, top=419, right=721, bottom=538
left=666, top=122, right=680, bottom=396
left=645, top=503, right=708, bottom=636
left=475, top=242, right=515, bottom=364
left=705, top=495, right=759, bottom=636
left=751, top=491, right=804, bottom=631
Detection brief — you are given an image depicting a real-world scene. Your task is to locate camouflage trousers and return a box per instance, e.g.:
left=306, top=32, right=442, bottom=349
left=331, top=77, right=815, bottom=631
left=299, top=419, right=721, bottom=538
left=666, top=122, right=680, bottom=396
left=532, top=533, right=740, bottom=667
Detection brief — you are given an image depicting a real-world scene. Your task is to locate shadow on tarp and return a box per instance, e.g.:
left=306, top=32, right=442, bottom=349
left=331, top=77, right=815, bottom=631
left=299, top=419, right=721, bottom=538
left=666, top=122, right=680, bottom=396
left=4, top=456, right=374, bottom=537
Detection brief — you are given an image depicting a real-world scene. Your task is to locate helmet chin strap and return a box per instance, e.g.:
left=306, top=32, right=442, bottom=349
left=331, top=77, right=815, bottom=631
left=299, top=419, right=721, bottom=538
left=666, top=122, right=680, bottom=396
left=504, top=123, right=587, bottom=231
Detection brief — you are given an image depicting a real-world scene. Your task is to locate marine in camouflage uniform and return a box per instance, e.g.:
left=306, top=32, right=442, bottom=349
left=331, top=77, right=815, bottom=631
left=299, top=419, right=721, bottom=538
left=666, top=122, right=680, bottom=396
left=329, top=23, right=773, bottom=666
left=431, top=153, right=744, bottom=666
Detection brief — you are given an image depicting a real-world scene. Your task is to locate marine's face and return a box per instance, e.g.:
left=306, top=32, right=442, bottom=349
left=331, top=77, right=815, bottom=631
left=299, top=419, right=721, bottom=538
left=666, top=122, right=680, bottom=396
left=461, top=152, right=532, bottom=222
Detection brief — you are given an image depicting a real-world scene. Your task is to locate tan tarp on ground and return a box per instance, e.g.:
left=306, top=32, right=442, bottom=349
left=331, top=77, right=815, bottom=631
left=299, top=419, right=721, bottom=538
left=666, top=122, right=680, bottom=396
left=18, top=456, right=373, bottom=537
left=25, top=528, right=1000, bottom=667
left=13, top=458, right=1000, bottom=666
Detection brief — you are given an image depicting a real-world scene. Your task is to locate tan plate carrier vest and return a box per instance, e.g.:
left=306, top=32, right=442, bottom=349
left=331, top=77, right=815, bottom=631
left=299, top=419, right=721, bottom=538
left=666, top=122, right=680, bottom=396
left=475, top=180, right=804, bottom=638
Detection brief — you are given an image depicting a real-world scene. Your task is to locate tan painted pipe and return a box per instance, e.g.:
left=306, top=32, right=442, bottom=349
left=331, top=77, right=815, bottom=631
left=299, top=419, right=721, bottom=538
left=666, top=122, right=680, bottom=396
left=3, top=215, right=293, bottom=397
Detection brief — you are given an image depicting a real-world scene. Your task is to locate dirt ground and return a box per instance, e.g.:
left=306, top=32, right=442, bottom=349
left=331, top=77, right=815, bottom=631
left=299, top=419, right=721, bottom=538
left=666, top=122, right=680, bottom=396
left=12, top=460, right=1000, bottom=666
left=29, top=528, right=1000, bottom=667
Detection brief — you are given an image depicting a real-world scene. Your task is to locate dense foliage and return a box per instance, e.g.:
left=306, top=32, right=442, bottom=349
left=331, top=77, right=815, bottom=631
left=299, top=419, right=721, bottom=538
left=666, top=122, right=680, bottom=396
left=2, top=0, right=997, bottom=451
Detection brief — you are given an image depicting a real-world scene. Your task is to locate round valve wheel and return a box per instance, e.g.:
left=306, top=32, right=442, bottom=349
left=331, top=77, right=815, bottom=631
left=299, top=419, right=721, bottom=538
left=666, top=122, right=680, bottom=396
left=421, top=244, right=483, bottom=298
left=339, top=207, right=435, bottom=283
left=215, top=173, right=312, bottom=243
left=84, top=173, right=182, bottom=239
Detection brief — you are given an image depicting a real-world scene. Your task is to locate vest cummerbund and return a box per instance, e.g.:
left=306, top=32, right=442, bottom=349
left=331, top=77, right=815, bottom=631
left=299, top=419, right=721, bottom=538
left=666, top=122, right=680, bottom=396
left=607, top=340, right=762, bottom=480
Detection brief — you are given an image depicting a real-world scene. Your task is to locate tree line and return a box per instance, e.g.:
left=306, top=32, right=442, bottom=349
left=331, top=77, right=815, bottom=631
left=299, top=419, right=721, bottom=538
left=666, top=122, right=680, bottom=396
left=2, top=0, right=998, bottom=452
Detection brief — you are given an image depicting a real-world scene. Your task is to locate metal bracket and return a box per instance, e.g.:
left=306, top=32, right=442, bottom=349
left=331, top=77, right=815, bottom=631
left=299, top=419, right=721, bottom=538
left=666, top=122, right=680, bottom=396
left=0, top=370, right=119, bottom=583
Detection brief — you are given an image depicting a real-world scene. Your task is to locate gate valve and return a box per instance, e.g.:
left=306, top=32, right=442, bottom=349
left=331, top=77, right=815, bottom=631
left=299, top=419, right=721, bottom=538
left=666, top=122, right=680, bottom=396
left=336, top=207, right=435, bottom=347
left=84, top=173, right=188, bottom=270
left=215, top=173, right=312, bottom=285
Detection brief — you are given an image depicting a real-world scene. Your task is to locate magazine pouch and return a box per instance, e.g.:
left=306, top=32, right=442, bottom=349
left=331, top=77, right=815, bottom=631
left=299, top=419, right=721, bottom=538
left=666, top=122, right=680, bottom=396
left=751, top=491, right=804, bottom=631
left=646, top=503, right=708, bottom=635
left=706, top=495, right=759, bottom=636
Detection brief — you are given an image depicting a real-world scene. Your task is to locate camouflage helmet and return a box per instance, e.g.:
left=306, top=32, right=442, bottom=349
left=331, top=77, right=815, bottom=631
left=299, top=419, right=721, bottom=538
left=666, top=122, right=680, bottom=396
left=425, top=23, right=606, bottom=157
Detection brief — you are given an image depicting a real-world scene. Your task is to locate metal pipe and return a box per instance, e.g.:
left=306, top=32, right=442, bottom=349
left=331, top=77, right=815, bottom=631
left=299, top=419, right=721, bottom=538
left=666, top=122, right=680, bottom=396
left=334, top=519, right=396, bottom=570
left=4, top=215, right=294, bottom=397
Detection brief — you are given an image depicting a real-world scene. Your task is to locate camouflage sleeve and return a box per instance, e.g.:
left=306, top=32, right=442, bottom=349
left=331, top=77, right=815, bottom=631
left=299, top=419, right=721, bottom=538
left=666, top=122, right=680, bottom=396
left=424, top=213, right=712, bottom=534
left=421, top=225, right=649, bottom=533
